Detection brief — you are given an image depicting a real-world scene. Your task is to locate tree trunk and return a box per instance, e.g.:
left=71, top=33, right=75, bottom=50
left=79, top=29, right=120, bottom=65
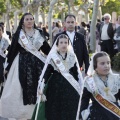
left=22, top=7, right=27, bottom=13
left=5, top=13, right=10, bottom=31
left=61, top=11, right=65, bottom=22
left=5, top=0, right=11, bottom=32
left=85, top=11, right=89, bottom=23
left=98, top=5, right=102, bottom=20
left=1, top=14, right=6, bottom=23
left=48, top=0, right=58, bottom=46
left=68, top=2, right=71, bottom=14
left=41, top=12, right=46, bottom=25
left=14, top=10, right=22, bottom=32
left=90, top=0, right=99, bottom=52
left=34, top=7, right=39, bottom=25
left=22, top=3, right=32, bottom=13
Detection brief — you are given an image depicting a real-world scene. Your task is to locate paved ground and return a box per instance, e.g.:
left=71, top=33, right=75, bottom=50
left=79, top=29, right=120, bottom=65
left=0, top=117, right=17, bottom=120
left=0, top=117, right=27, bottom=120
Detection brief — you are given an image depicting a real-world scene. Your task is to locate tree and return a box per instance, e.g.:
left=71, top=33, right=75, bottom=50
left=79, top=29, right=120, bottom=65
left=48, top=0, right=58, bottom=45
left=102, top=0, right=120, bottom=15
left=90, top=0, right=99, bottom=52
left=0, top=0, right=6, bottom=16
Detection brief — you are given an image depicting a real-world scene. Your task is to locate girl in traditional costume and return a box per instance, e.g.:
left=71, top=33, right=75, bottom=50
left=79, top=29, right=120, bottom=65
left=32, top=34, right=84, bottom=120
left=0, top=13, right=50, bottom=119
left=0, top=24, right=11, bottom=95
left=80, top=52, right=120, bottom=120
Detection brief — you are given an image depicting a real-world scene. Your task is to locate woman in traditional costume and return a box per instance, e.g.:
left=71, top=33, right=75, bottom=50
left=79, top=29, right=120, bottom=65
left=80, top=52, right=120, bottom=120
left=0, top=13, right=50, bottom=119
left=32, top=34, right=84, bottom=120
left=0, top=24, right=10, bottom=94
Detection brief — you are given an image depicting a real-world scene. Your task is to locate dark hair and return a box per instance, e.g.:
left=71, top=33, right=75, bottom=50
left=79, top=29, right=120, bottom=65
left=14, top=13, right=37, bottom=39
left=102, top=16, right=104, bottom=21
left=15, top=13, right=36, bottom=33
left=0, top=22, right=4, bottom=26
left=0, top=24, right=4, bottom=32
left=97, top=19, right=101, bottom=22
left=42, top=27, right=47, bottom=33
left=81, top=22, right=86, bottom=27
left=65, top=14, right=76, bottom=21
left=93, top=52, right=110, bottom=70
left=56, top=34, right=69, bottom=46
left=56, top=22, right=59, bottom=28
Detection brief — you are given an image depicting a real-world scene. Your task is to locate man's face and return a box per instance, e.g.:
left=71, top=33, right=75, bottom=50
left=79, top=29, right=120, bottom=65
left=104, top=16, right=110, bottom=23
left=65, top=16, right=76, bottom=32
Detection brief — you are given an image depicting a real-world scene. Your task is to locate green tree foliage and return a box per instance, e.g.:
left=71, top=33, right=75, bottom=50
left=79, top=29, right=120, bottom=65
left=10, top=0, right=22, bottom=8
left=64, top=0, right=83, bottom=5
left=102, top=0, right=120, bottom=15
left=0, top=0, right=7, bottom=15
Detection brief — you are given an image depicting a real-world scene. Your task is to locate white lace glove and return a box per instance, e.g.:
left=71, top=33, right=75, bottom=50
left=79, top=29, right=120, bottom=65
left=37, top=82, right=46, bottom=102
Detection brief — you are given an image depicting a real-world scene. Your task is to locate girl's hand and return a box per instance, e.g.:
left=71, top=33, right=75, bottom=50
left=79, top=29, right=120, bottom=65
left=4, top=70, right=8, bottom=75
left=38, top=89, right=43, bottom=95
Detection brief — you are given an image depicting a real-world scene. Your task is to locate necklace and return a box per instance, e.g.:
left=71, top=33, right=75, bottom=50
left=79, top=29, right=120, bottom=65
left=57, top=51, right=67, bottom=60
left=57, top=51, right=69, bottom=71
left=98, top=74, right=109, bottom=96
left=25, top=29, right=35, bottom=44
left=98, top=75, right=108, bottom=87
left=25, top=29, right=35, bottom=38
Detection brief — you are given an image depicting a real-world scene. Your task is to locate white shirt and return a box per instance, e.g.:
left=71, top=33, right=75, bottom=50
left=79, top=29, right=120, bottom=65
left=66, top=31, right=75, bottom=45
left=101, top=23, right=110, bottom=40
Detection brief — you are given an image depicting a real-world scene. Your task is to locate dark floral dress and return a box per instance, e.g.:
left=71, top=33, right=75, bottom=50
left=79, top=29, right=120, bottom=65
left=6, top=29, right=50, bottom=105
left=44, top=53, right=80, bottom=120
left=80, top=74, right=120, bottom=120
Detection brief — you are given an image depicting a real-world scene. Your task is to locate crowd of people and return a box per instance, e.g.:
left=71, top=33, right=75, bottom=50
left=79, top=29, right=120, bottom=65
left=0, top=12, right=119, bottom=120
left=32, top=13, right=120, bottom=57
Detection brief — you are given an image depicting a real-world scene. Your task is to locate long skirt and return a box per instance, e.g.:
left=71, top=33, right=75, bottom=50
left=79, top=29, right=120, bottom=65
left=0, top=52, right=44, bottom=119
left=46, top=72, right=80, bottom=120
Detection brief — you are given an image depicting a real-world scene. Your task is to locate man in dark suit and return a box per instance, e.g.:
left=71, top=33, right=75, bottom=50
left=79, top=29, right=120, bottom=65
left=100, top=13, right=115, bottom=59
left=54, top=14, right=89, bottom=74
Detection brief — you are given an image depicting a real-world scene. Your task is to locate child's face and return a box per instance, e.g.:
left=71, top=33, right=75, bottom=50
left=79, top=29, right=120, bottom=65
left=57, top=38, right=68, bottom=53
left=95, top=56, right=111, bottom=76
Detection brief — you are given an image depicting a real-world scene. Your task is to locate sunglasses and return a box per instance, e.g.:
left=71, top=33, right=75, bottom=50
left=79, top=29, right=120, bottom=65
left=104, top=18, right=109, bottom=20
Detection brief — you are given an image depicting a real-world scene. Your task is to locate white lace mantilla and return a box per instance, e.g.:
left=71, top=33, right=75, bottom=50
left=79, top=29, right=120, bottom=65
left=85, top=73, right=120, bottom=102
left=50, top=51, right=76, bottom=71
left=18, top=29, right=45, bottom=50
left=0, top=37, right=10, bottom=52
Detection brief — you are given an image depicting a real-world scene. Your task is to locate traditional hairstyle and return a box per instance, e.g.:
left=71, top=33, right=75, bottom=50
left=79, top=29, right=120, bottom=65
left=56, top=34, right=69, bottom=46
left=18, top=13, right=36, bottom=30
left=14, top=13, right=36, bottom=34
left=93, top=52, right=110, bottom=70
left=13, top=13, right=37, bottom=41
